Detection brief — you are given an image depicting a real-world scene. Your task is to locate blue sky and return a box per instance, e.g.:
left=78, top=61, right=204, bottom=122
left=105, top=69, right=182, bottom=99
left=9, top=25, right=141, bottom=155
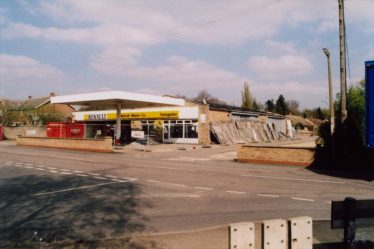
left=1, top=0, right=373, bottom=109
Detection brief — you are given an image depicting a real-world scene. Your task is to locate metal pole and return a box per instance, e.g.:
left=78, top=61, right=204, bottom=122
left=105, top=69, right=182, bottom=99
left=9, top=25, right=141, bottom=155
left=338, top=0, right=347, bottom=123
left=115, top=102, right=122, bottom=145
left=343, top=197, right=356, bottom=248
left=323, top=48, right=335, bottom=134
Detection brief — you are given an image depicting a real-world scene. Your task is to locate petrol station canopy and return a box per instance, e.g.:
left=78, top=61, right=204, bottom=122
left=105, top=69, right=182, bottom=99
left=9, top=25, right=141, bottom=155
left=50, top=91, right=185, bottom=108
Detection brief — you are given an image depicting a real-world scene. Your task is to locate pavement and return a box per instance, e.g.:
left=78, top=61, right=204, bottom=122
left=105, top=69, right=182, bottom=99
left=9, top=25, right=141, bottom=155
left=0, top=139, right=373, bottom=248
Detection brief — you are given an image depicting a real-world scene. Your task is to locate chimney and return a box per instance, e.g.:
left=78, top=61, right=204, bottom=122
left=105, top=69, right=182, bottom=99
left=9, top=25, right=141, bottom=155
left=28, top=96, right=32, bottom=99
left=50, top=92, right=55, bottom=97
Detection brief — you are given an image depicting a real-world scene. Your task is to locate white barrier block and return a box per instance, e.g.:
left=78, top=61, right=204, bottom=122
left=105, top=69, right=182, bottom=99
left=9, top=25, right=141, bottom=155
left=263, top=219, right=287, bottom=249
left=289, top=216, right=313, bottom=249
left=229, top=222, right=255, bottom=249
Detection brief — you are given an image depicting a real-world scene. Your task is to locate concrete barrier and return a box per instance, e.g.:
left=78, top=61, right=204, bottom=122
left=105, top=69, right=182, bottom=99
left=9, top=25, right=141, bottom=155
left=229, top=222, right=255, bottom=249
left=230, top=217, right=313, bottom=249
left=236, top=144, right=315, bottom=166
left=17, top=136, right=113, bottom=152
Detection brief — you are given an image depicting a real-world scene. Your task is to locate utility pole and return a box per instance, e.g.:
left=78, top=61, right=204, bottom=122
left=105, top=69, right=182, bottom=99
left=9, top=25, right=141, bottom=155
left=338, top=0, right=347, bottom=123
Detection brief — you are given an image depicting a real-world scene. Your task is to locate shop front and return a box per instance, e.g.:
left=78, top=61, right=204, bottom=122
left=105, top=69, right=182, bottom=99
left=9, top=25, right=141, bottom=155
left=73, top=106, right=200, bottom=144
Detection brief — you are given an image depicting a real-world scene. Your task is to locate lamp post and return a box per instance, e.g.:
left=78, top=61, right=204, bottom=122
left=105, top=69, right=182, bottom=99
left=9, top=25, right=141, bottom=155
left=322, top=48, right=335, bottom=135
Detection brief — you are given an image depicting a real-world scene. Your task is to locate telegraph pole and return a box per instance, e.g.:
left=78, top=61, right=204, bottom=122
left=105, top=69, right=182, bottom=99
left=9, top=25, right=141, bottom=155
left=338, top=0, right=347, bottom=123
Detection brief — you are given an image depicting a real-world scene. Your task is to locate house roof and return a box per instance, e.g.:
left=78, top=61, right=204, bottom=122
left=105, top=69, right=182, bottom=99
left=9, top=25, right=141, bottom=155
left=18, top=96, right=51, bottom=110
left=0, top=98, right=23, bottom=110
left=0, top=95, right=77, bottom=111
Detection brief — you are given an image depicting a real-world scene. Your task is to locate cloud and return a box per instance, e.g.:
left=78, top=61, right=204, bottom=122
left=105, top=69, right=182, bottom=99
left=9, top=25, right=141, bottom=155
left=2, top=22, right=154, bottom=48
left=3, top=0, right=334, bottom=48
left=251, top=80, right=328, bottom=108
left=264, top=40, right=297, bottom=54
left=0, top=54, right=63, bottom=84
left=247, top=55, right=313, bottom=80
left=317, top=19, right=337, bottom=34
left=91, top=52, right=247, bottom=91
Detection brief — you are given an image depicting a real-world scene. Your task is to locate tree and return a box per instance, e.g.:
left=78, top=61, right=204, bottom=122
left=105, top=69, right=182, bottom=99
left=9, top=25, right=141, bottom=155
left=302, top=107, right=328, bottom=119
left=241, top=81, right=253, bottom=109
left=252, top=99, right=264, bottom=111
left=193, top=90, right=227, bottom=105
left=287, top=99, right=301, bottom=115
left=265, top=99, right=275, bottom=112
left=347, top=79, right=365, bottom=138
left=275, top=94, right=288, bottom=115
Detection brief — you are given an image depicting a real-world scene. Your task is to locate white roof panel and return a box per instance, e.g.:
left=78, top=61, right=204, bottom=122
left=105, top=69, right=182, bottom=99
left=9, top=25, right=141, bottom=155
left=51, top=91, right=185, bottom=108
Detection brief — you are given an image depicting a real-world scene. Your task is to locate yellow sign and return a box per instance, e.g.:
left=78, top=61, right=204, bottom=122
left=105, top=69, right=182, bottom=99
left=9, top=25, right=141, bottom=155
left=131, top=121, right=141, bottom=129
left=84, top=110, right=179, bottom=121
left=154, top=120, right=164, bottom=129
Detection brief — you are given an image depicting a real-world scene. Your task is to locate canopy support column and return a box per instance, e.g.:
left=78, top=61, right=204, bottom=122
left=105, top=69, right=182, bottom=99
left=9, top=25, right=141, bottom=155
left=115, top=102, right=122, bottom=145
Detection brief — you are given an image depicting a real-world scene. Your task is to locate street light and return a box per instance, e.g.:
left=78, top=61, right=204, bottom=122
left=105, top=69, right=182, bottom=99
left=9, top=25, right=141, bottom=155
left=322, top=48, right=335, bottom=135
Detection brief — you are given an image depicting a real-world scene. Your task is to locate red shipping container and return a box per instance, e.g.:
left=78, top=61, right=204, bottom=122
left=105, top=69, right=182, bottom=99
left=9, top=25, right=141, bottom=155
left=47, top=122, right=85, bottom=139
left=65, top=123, right=85, bottom=138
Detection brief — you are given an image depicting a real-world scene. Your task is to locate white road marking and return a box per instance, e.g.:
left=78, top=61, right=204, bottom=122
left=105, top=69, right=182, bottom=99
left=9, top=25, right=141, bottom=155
left=257, top=194, right=279, bottom=198
left=291, top=197, right=315, bottom=202
left=60, top=172, right=72, bottom=175
left=195, top=186, right=214, bottom=191
left=74, top=170, right=83, bottom=173
left=146, top=180, right=161, bottom=183
left=60, top=169, right=71, bottom=172
left=241, top=174, right=344, bottom=184
left=25, top=163, right=33, bottom=166
left=76, top=174, right=88, bottom=177
left=167, top=183, right=187, bottom=187
left=47, top=167, right=56, bottom=170
left=226, top=190, right=246, bottom=195
left=105, top=175, right=117, bottom=178
left=93, top=176, right=107, bottom=180
left=5, top=161, right=14, bottom=164
left=135, top=165, right=196, bottom=172
left=33, top=181, right=133, bottom=196
left=48, top=170, right=58, bottom=173
left=12, top=164, right=23, bottom=167
left=88, top=173, right=100, bottom=176
left=169, top=157, right=211, bottom=162
left=325, top=201, right=332, bottom=204
left=141, top=193, right=201, bottom=198
left=111, top=179, right=127, bottom=182
left=122, top=177, right=137, bottom=181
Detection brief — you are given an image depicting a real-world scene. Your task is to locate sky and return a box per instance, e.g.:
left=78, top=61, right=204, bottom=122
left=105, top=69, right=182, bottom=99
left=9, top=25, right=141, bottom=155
left=0, top=0, right=374, bottom=109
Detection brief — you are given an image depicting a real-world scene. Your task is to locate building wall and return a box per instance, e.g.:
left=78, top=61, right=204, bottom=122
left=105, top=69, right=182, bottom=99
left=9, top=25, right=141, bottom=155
left=17, top=136, right=113, bottom=152
left=3, top=126, right=46, bottom=140
left=55, top=104, right=75, bottom=118
left=197, top=105, right=210, bottom=145
left=208, top=109, right=231, bottom=122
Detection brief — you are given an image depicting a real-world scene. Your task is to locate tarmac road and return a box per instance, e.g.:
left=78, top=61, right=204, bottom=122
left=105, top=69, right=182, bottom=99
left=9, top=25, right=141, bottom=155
left=1, top=142, right=373, bottom=248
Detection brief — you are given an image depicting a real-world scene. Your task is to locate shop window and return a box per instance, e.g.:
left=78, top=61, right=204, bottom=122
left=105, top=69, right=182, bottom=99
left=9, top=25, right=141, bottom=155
left=185, top=124, right=198, bottom=138
left=164, top=126, right=169, bottom=139
left=170, top=124, right=183, bottom=138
